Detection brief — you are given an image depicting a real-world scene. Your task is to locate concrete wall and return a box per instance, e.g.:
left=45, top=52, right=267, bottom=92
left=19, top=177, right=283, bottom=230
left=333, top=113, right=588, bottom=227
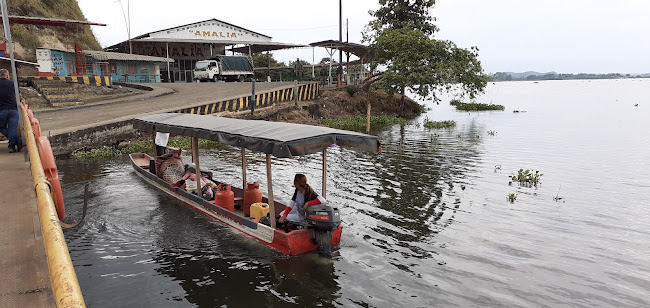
left=175, top=82, right=319, bottom=115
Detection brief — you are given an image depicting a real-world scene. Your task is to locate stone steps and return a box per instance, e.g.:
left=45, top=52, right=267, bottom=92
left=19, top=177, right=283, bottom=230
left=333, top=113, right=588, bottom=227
left=30, top=80, right=84, bottom=107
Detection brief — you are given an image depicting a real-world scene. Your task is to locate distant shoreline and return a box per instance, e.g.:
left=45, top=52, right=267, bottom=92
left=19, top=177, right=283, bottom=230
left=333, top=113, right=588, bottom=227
left=491, top=72, right=650, bottom=82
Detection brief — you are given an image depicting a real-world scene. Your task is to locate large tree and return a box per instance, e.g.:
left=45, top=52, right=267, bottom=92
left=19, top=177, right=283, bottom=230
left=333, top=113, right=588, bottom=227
left=363, top=0, right=488, bottom=103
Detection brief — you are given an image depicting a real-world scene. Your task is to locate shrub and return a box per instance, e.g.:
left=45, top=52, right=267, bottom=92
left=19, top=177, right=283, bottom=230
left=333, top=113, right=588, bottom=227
left=345, top=86, right=359, bottom=97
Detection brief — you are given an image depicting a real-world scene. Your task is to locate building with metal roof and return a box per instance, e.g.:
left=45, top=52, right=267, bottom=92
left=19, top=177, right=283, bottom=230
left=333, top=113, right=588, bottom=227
left=104, top=18, right=307, bottom=82
left=36, top=47, right=173, bottom=83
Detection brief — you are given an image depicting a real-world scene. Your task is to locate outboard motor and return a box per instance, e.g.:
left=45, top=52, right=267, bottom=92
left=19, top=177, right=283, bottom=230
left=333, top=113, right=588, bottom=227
left=305, top=203, right=341, bottom=255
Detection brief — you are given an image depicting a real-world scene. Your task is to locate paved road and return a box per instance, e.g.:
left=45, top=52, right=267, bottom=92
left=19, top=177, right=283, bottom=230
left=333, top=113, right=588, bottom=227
left=37, top=82, right=294, bottom=136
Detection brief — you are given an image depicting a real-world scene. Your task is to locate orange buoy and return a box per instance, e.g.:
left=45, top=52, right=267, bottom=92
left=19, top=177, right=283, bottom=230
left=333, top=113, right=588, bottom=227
left=31, top=118, right=42, bottom=139
left=214, top=184, right=235, bottom=212
left=27, top=109, right=34, bottom=123
left=36, top=136, right=65, bottom=220
left=243, top=182, right=262, bottom=217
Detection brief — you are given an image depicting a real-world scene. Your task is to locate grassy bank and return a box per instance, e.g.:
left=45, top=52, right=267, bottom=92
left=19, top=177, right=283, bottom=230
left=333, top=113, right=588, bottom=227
left=318, top=115, right=407, bottom=131
left=72, top=136, right=224, bottom=159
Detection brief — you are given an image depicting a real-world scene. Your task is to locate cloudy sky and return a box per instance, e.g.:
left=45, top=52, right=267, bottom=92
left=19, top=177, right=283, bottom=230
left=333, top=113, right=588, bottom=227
left=77, top=0, right=650, bottom=74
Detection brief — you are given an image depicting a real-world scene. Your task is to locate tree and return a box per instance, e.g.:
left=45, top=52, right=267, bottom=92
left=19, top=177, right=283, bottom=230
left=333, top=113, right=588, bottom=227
left=364, top=0, right=438, bottom=42
left=363, top=0, right=489, bottom=104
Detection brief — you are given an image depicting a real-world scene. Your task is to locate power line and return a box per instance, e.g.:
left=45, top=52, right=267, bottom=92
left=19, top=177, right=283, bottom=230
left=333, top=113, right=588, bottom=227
left=255, top=25, right=337, bottom=31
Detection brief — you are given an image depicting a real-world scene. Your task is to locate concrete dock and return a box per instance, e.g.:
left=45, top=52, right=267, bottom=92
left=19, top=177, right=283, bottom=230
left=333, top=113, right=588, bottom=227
left=0, top=146, right=54, bottom=307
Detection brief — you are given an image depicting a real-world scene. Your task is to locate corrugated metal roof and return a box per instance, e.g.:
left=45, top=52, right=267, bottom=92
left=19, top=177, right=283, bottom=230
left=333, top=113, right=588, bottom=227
left=40, top=48, right=174, bottom=63
left=133, top=113, right=381, bottom=158
left=229, top=42, right=310, bottom=54
left=84, top=50, right=174, bottom=63
left=0, top=57, right=39, bottom=67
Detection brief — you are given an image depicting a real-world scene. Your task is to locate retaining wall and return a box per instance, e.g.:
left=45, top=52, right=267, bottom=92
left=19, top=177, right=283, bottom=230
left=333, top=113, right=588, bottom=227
left=175, top=82, right=319, bottom=115
left=22, top=75, right=112, bottom=87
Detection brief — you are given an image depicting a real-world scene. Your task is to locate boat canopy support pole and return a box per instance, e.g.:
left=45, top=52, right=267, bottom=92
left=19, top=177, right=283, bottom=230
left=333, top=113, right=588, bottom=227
left=192, top=137, right=202, bottom=195
left=152, top=131, right=156, bottom=157
left=322, top=148, right=327, bottom=198
left=266, top=154, right=276, bottom=228
left=241, top=148, right=247, bottom=189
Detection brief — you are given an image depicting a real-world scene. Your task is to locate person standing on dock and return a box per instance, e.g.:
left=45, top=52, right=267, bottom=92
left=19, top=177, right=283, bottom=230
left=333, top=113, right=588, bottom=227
left=0, top=69, right=21, bottom=153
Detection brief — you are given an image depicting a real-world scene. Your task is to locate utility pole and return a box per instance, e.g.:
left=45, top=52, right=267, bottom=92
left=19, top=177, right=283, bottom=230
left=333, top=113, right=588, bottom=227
left=127, top=0, right=132, bottom=54
left=338, top=0, right=342, bottom=88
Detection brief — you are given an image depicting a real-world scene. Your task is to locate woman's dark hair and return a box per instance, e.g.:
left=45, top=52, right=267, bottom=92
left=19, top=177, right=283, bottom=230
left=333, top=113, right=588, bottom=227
left=294, top=174, right=315, bottom=199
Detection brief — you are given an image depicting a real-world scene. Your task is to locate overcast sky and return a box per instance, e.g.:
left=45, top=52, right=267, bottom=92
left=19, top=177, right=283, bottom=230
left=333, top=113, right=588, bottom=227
left=77, top=0, right=650, bottom=74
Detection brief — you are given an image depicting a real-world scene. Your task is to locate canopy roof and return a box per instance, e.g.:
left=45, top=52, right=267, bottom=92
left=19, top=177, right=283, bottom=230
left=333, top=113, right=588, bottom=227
left=309, top=40, right=369, bottom=59
left=0, top=57, right=39, bottom=67
left=229, top=42, right=309, bottom=54
left=133, top=113, right=381, bottom=158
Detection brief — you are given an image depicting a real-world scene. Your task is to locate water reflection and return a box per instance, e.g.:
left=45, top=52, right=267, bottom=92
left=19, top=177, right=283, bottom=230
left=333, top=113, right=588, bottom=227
left=60, top=79, right=650, bottom=307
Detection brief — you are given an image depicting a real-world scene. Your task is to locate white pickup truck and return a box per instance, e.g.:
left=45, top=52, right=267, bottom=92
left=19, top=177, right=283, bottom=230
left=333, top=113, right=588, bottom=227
left=193, top=55, right=254, bottom=82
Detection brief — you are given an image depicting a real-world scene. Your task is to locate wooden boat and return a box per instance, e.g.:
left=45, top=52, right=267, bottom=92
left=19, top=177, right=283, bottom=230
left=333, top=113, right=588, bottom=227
left=130, top=113, right=380, bottom=256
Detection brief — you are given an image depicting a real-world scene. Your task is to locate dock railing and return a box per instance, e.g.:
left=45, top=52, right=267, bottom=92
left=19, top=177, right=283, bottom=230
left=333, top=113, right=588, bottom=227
left=20, top=103, right=86, bottom=308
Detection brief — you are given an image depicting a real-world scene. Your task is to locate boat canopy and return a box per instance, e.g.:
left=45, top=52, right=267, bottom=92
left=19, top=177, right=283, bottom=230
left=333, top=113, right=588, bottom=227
left=133, top=113, right=381, bottom=158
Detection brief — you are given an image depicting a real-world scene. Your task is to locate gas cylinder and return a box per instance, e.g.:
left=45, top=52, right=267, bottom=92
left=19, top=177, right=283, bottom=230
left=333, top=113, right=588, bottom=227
left=243, top=182, right=263, bottom=216
left=214, top=184, right=235, bottom=212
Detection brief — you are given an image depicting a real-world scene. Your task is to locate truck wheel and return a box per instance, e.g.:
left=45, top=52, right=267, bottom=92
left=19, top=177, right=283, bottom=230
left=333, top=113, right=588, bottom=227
left=212, top=75, right=218, bottom=82
left=237, top=75, right=244, bottom=82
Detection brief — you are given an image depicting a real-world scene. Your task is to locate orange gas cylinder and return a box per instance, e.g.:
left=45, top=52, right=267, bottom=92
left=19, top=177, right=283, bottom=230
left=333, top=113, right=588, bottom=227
left=214, top=184, right=235, bottom=212
left=243, top=182, right=263, bottom=217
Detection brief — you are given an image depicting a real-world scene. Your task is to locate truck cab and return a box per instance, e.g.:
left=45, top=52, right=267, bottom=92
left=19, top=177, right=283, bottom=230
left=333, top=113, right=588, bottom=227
left=194, top=60, right=220, bottom=82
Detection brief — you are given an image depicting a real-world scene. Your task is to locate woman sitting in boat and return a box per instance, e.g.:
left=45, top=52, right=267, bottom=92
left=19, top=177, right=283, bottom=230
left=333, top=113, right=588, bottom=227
left=278, top=174, right=326, bottom=223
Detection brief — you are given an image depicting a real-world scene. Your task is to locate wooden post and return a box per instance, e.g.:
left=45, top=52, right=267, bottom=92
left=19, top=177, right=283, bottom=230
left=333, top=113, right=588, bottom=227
left=250, top=80, right=256, bottom=115
left=192, top=137, right=202, bottom=195
left=241, top=148, right=247, bottom=189
left=366, top=102, right=371, bottom=134
left=152, top=132, right=157, bottom=157
left=266, top=154, right=276, bottom=228
left=322, top=148, right=327, bottom=199
left=294, top=80, right=298, bottom=108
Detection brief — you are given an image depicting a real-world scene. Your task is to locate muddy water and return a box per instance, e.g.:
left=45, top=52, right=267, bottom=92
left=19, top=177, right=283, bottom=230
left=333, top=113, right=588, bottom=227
left=60, top=79, right=650, bottom=307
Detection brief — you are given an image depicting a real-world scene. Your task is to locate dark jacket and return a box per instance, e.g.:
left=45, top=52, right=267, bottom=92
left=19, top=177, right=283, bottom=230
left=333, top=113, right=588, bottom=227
left=0, top=78, right=17, bottom=111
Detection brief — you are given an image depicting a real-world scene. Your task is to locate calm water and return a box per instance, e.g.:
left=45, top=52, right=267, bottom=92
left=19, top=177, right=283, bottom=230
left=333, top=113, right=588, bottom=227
left=60, top=79, right=650, bottom=307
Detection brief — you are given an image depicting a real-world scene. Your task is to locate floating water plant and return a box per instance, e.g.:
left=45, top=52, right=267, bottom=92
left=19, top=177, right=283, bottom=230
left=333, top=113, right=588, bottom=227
left=422, top=118, right=456, bottom=129
left=450, top=99, right=505, bottom=111
left=553, top=185, right=564, bottom=202
left=510, top=169, right=543, bottom=187
left=507, top=193, right=517, bottom=203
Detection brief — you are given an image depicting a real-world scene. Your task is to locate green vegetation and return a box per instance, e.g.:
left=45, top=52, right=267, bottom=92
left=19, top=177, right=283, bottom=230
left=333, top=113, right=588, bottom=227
left=450, top=99, right=505, bottom=111
left=318, top=115, right=406, bottom=131
left=345, top=86, right=359, bottom=97
left=423, top=119, right=456, bottom=129
left=363, top=0, right=489, bottom=105
left=510, top=169, right=543, bottom=187
left=507, top=193, right=517, bottom=203
left=7, top=0, right=101, bottom=61
left=11, top=25, right=41, bottom=50
left=72, top=136, right=224, bottom=159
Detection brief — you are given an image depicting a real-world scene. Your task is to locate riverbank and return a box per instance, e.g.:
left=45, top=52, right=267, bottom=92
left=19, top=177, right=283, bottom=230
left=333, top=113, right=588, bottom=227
left=225, top=87, right=423, bottom=125
left=65, top=86, right=424, bottom=157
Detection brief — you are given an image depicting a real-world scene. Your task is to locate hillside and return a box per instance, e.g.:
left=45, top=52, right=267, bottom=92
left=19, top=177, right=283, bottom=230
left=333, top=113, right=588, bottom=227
left=5, top=0, right=101, bottom=64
